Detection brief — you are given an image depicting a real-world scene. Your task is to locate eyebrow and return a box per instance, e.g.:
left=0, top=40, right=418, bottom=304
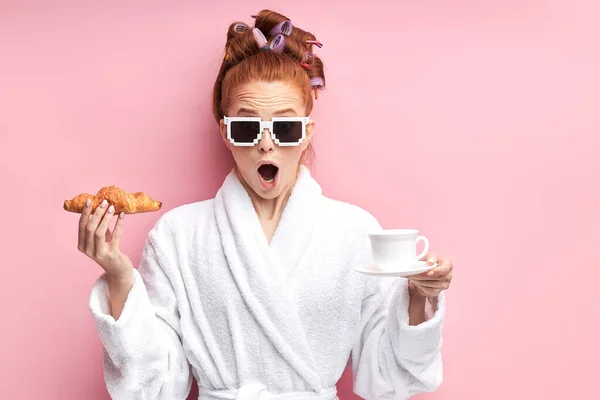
left=236, top=107, right=298, bottom=116
left=273, top=108, right=298, bottom=116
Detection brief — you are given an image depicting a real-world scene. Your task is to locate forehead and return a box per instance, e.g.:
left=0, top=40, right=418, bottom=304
left=228, top=81, right=305, bottom=116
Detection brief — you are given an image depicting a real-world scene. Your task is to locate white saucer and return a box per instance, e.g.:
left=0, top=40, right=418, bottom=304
left=353, top=261, right=437, bottom=278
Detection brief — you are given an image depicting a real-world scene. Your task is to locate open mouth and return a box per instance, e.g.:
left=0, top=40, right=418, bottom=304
left=258, top=163, right=279, bottom=184
left=258, top=164, right=279, bottom=182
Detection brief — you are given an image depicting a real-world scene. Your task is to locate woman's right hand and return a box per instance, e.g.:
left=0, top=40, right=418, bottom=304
left=78, top=198, right=133, bottom=279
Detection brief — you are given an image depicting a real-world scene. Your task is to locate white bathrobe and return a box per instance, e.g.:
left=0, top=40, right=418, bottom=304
left=89, top=166, right=445, bottom=400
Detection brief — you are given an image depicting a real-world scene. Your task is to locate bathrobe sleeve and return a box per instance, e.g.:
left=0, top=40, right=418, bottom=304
left=351, top=218, right=445, bottom=399
left=88, top=218, right=192, bottom=400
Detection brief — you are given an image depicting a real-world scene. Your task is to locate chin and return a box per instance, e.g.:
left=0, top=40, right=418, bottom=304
left=254, top=187, right=282, bottom=200
left=253, top=175, right=285, bottom=199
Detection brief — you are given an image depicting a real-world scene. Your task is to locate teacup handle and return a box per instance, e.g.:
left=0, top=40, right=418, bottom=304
left=416, top=236, right=429, bottom=261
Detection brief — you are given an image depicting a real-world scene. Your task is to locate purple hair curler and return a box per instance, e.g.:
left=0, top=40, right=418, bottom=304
left=234, top=23, right=249, bottom=33
left=269, top=20, right=293, bottom=37
left=269, top=34, right=286, bottom=53
left=311, top=77, right=324, bottom=100
left=302, top=51, right=313, bottom=63
left=310, top=77, right=324, bottom=88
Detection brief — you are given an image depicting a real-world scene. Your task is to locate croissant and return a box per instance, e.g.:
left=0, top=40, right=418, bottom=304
left=63, top=185, right=162, bottom=214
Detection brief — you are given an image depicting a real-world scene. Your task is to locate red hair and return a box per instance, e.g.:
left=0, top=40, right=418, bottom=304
left=212, top=10, right=326, bottom=164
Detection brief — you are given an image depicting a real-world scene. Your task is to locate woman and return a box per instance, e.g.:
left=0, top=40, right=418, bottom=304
left=82, top=10, right=453, bottom=400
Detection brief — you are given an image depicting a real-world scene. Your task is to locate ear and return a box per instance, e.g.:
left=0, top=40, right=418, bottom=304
left=302, top=119, right=316, bottom=150
left=219, top=118, right=234, bottom=150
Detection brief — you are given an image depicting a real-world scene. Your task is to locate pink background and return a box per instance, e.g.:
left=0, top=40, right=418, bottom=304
left=1, top=1, right=598, bottom=399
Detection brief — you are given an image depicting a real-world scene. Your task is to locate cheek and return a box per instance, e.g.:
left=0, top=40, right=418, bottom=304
left=229, top=150, right=257, bottom=176
left=230, top=148, right=252, bottom=164
left=284, top=146, right=303, bottom=155
left=280, top=148, right=304, bottom=167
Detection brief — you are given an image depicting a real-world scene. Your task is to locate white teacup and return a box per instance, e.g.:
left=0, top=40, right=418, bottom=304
left=368, top=229, right=429, bottom=271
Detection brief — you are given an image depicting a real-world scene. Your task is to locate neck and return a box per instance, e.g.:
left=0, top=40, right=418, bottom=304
left=250, top=189, right=292, bottom=221
left=236, top=168, right=297, bottom=222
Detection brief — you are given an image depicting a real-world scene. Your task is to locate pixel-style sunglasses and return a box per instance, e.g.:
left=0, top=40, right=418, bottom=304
left=223, top=116, right=310, bottom=147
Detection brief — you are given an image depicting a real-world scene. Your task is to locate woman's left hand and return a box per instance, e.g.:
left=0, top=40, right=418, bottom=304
left=408, top=252, right=453, bottom=298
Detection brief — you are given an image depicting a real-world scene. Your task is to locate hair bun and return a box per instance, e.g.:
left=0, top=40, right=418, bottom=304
left=226, top=27, right=267, bottom=64
left=308, top=56, right=324, bottom=80
left=288, top=26, right=318, bottom=51
left=253, top=10, right=292, bottom=38
left=227, top=22, right=250, bottom=43
left=280, top=35, right=312, bottom=65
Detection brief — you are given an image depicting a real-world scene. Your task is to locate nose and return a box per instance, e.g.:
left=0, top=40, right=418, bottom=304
left=258, top=128, right=275, bottom=153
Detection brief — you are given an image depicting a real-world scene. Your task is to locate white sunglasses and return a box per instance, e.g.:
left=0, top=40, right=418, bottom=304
left=223, top=116, right=310, bottom=147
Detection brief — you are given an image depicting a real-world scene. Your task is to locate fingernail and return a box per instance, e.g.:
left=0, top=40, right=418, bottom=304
left=119, top=212, right=124, bottom=219
left=108, top=205, right=114, bottom=214
left=100, top=199, right=107, bottom=207
left=428, top=257, right=435, bottom=263
left=428, top=270, right=435, bottom=276
left=85, top=198, right=91, bottom=207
